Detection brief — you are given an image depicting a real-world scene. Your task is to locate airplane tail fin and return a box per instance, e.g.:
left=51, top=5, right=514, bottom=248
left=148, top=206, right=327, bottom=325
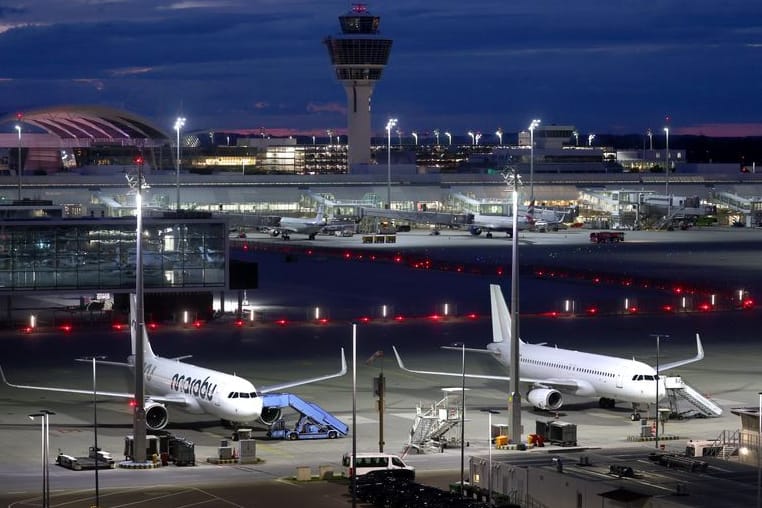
left=490, top=284, right=522, bottom=344
left=130, top=294, right=156, bottom=359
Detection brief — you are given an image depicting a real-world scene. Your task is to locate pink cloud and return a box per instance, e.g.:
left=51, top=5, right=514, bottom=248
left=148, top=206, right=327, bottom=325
left=675, top=123, right=762, bottom=137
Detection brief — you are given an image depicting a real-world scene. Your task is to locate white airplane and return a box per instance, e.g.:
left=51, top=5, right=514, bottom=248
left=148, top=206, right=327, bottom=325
left=468, top=212, right=533, bottom=238
left=393, top=284, right=706, bottom=420
left=1, top=294, right=347, bottom=430
left=264, top=206, right=326, bottom=240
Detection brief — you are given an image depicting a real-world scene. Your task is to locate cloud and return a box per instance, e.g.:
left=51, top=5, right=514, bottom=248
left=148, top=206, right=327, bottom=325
left=306, top=102, right=346, bottom=115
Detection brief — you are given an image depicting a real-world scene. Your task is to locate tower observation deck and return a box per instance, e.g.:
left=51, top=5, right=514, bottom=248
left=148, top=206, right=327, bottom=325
left=324, top=4, right=392, bottom=169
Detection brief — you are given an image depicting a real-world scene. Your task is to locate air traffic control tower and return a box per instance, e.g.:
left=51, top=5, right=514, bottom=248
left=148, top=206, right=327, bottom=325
left=324, top=4, right=392, bottom=169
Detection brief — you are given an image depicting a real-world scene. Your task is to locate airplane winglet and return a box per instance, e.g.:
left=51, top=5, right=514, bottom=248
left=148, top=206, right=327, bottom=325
left=658, top=333, right=705, bottom=372
left=259, top=347, right=347, bottom=394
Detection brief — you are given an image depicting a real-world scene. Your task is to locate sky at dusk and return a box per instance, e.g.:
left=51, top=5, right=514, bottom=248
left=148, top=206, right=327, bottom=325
left=1, top=1, right=761, bottom=140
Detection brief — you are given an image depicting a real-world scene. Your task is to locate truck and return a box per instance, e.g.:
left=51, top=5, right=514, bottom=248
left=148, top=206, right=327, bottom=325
left=590, top=231, right=625, bottom=243
left=268, top=416, right=342, bottom=440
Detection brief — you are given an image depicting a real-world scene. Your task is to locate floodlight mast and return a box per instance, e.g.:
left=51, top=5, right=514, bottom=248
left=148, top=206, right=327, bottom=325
left=126, top=157, right=149, bottom=463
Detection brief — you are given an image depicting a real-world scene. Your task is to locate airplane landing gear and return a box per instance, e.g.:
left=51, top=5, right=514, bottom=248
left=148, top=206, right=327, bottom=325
left=308, top=233, right=316, bottom=240
left=486, top=232, right=493, bottom=238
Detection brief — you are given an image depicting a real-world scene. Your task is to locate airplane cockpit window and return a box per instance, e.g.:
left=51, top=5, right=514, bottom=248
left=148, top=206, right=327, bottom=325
left=240, top=392, right=250, bottom=398
left=250, top=392, right=258, bottom=398
left=230, top=392, right=239, bottom=398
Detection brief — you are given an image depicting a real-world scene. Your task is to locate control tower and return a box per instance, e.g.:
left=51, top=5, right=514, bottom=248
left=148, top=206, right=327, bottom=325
left=324, top=4, right=392, bottom=168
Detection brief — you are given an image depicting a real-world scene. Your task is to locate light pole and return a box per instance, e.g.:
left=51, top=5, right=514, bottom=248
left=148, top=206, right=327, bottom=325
left=326, top=129, right=333, bottom=145
left=174, top=116, right=186, bottom=211
left=452, top=342, right=466, bottom=497
left=588, top=133, right=595, bottom=146
left=647, top=128, right=653, bottom=151
left=386, top=118, right=397, bottom=210
left=573, top=130, right=578, bottom=146
left=412, top=132, right=418, bottom=146
left=468, top=131, right=475, bottom=146
left=475, top=133, right=482, bottom=146
left=434, top=129, right=440, bottom=146
left=651, top=333, right=669, bottom=449
left=15, top=124, right=22, bottom=201
left=445, top=132, right=452, bottom=146
left=81, top=356, right=106, bottom=507
left=495, top=128, right=503, bottom=147
left=396, top=129, right=402, bottom=146
left=480, top=409, right=499, bottom=504
left=528, top=119, right=541, bottom=213
left=30, top=409, right=55, bottom=508
left=664, top=126, right=670, bottom=192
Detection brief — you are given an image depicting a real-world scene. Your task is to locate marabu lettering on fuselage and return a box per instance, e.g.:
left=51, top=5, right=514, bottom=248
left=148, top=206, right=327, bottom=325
left=170, top=372, right=217, bottom=401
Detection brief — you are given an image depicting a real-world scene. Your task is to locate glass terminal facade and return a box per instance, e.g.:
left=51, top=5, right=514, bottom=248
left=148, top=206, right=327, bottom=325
left=0, top=217, right=227, bottom=292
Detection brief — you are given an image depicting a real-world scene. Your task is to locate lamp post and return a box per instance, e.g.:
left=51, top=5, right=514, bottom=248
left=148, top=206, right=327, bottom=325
left=475, top=133, right=482, bottom=146
left=327, top=129, right=333, bottom=145
left=385, top=118, right=397, bottom=210
left=30, top=410, right=55, bottom=508
left=573, top=130, right=578, bottom=146
left=412, top=132, right=418, bottom=146
left=664, top=125, right=670, bottom=192
left=434, top=129, right=440, bottom=146
left=174, top=116, right=186, bottom=211
left=15, top=124, right=22, bottom=201
left=588, top=133, right=595, bottom=147
left=480, top=409, right=500, bottom=504
left=495, top=128, right=503, bottom=147
left=81, top=356, right=106, bottom=507
left=468, top=131, right=475, bottom=146
left=651, top=333, right=669, bottom=449
left=528, top=119, right=541, bottom=215
left=452, top=342, right=466, bottom=497
left=647, top=128, right=653, bottom=151
left=445, top=132, right=452, bottom=146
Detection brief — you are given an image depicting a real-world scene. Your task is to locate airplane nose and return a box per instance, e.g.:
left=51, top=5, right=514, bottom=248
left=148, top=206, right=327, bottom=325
left=252, top=396, right=264, bottom=419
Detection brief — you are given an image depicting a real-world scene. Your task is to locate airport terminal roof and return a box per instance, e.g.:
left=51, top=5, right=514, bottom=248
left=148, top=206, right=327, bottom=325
left=1, top=105, right=169, bottom=142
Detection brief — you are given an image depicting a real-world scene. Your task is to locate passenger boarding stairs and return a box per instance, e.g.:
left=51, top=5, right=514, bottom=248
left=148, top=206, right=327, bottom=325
left=664, top=376, right=723, bottom=418
left=406, top=392, right=463, bottom=453
left=261, top=393, right=348, bottom=437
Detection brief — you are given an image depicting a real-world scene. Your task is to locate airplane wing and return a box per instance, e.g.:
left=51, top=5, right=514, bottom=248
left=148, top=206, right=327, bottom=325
left=657, top=333, right=705, bottom=373
left=0, top=365, right=192, bottom=407
left=259, top=348, right=347, bottom=394
left=393, top=347, right=589, bottom=391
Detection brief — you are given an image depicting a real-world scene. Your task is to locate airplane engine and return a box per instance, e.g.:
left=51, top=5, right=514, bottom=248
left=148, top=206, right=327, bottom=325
left=270, top=230, right=281, bottom=237
left=144, top=401, right=169, bottom=430
left=469, top=226, right=482, bottom=236
left=258, top=406, right=282, bottom=426
left=526, top=388, right=563, bottom=411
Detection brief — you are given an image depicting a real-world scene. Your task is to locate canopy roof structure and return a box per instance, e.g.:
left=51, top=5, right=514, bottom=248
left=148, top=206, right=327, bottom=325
left=1, top=105, right=169, bottom=145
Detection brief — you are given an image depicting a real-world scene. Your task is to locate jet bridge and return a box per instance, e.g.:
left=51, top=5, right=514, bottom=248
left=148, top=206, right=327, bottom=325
left=664, top=376, right=723, bottom=418
left=261, top=393, right=348, bottom=440
left=359, top=207, right=472, bottom=227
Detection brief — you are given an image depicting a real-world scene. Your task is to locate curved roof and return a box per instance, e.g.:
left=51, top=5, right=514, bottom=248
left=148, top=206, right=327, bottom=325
left=2, top=105, right=170, bottom=142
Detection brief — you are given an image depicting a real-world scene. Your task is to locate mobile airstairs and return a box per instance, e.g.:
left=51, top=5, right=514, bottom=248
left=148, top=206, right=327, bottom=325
left=261, top=393, right=348, bottom=440
left=664, top=376, right=723, bottom=418
left=405, top=388, right=464, bottom=454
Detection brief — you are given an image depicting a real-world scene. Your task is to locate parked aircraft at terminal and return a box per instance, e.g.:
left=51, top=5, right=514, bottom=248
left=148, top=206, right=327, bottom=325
left=1, top=295, right=347, bottom=429
left=394, top=284, right=707, bottom=419
left=263, top=206, right=326, bottom=240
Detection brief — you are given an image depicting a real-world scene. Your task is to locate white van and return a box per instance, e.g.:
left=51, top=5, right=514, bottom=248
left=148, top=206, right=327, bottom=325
left=342, top=452, right=415, bottom=478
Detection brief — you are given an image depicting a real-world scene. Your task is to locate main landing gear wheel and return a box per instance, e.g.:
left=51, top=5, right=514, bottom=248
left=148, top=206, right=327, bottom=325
left=288, top=432, right=299, bottom=440
left=630, top=413, right=641, bottom=421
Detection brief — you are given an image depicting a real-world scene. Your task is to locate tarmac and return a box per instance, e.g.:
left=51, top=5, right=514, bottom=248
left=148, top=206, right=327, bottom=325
left=0, top=227, right=761, bottom=506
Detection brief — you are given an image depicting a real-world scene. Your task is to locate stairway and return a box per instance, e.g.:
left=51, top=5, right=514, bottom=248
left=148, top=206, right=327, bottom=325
left=407, top=394, right=463, bottom=453
left=664, top=376, right=723, bottom=417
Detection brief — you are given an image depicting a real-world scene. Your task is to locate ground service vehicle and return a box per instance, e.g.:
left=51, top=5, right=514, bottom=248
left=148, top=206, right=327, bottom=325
left=342, top=452, right=415, bottom=478
left=590, top=231, right=625, bottom=243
